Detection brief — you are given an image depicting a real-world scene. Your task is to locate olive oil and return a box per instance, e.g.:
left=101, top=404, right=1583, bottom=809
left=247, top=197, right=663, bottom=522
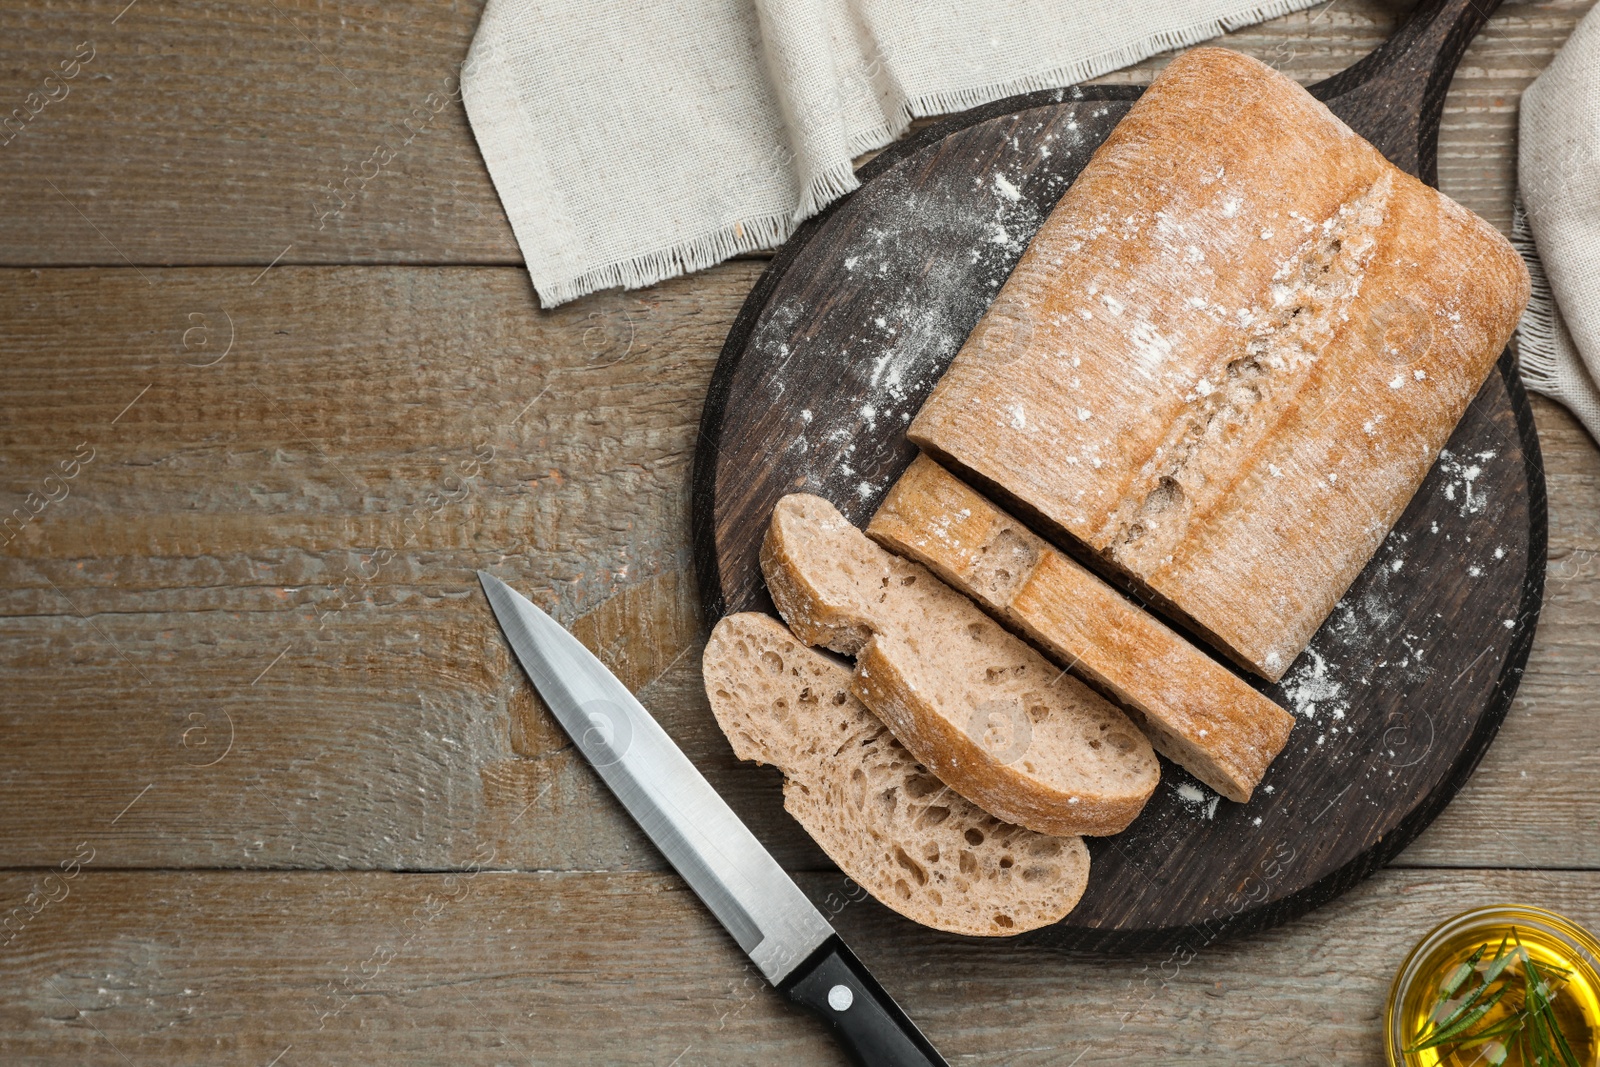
left=1388, top=907, right=1600, bottom=1067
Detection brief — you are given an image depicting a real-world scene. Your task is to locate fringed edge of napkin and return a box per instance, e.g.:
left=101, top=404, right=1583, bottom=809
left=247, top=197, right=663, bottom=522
left=796, top=0, right=1324, bottom=223
left=888, top=0, right=1320, bottom=119
left=462, top=32, right=813, bottom=310
left=541, top=211, right=800, bottom=309
left=476, top=0, right=1323, bottom=307
left=1511, top=197, right=1600, bottom=444
left=1512, top=201, right=1563, bottom=393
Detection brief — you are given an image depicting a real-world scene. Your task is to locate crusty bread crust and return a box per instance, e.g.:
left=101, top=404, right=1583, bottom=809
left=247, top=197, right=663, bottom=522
left=703, top=612, right=1090, bottom=935
left=761, top=493, right=1158, bottom=836
left=907, top=47, right=1531, bottom=682
left=869, top=454, right=1294, bottom=802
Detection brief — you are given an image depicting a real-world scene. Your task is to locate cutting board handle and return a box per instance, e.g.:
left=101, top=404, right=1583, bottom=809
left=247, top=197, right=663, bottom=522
left=1310, top=0, right=1503, bottom=183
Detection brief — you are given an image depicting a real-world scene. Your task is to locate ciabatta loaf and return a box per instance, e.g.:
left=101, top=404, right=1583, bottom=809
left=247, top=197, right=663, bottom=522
left=869, top=454, right=1294, bottom=802
left=703, top=612, right=1090, bottom=935
left=907, top=47, right=1530, bottom=682
left=761, top=493, right=1159, bottom=837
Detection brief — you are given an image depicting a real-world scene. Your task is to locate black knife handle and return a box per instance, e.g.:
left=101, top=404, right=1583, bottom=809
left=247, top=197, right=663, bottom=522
left=779, top=935, right=948, bottom=1067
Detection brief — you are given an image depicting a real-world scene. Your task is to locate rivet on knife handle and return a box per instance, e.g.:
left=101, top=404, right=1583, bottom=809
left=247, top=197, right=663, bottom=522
left=780, top=936, right=949, bottom=1067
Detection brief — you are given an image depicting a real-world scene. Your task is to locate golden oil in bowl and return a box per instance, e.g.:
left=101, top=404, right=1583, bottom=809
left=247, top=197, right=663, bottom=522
left=1387, top=905, right=1600, bottom=1067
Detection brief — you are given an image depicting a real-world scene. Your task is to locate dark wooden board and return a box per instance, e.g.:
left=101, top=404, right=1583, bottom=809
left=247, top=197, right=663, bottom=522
left=692, top=0, right=1547, bottom=950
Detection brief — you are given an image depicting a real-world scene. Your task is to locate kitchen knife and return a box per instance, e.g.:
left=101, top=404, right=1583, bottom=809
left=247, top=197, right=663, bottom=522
left=479, top=572, right=948, bottom=1067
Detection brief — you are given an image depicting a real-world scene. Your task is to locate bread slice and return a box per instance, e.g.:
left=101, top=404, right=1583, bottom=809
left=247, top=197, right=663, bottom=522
left=761, top=492, right=1159, bottom=837
left=869, top=454, right=1294, bottom=802
left=703, top=612, right=1090, bottom=935
left=907, top=47, right=1530, bottom=682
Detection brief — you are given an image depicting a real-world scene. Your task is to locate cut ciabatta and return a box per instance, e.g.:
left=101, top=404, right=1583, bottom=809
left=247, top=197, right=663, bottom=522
left=907, top=47, right=1530, bottom=682
left=760, top=492, right=1159, bottom=837
left=869, top=454, right=1294, bottom=802
left=703, top=612, right=1090, bottom=936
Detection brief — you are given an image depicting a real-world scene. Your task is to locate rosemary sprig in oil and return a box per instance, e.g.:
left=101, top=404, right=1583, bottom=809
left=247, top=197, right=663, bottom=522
left=1406, top=928, right=1580, bottom=1067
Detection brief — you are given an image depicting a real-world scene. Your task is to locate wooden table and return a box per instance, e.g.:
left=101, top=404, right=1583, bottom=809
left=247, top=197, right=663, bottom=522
left=1, top=2, right=1596, bottom=1063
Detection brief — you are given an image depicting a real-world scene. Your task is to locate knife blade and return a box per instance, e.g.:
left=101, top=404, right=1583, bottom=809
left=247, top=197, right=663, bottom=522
left=479, top=572, right=948, bottom=1067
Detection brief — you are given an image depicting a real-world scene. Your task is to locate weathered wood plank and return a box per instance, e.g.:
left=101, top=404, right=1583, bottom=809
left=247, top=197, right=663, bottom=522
left=1, top=867, right=1597, bottom=1065
left=0, top=264, right=764, bottom=609
left=0, top=1, right=1585, bottom=266
left=0, top=0, right=509, bottom=266
left=0, top=264, right=751, bottom=871
left=1532, top=399, right=1600, bottom=551
left=1, top=266, right=1597, bottom=874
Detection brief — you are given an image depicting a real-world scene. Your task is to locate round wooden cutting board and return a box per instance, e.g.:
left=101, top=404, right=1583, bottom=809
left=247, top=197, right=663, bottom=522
left=692, top=0, right=1545, bottom=950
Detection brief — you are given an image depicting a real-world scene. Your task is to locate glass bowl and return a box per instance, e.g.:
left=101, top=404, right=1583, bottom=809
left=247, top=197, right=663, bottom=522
left=1386, top=904, right=1600, bottom=1066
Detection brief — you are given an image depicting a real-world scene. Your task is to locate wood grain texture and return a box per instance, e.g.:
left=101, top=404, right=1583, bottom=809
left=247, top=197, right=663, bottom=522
left=1, top=867, right=1599, bottom=1065
left=0, top=0, right=510, bottom=267
left=1305, top=0, right=1496, bottom=185
left=0, top=1, right=1589, bottom=266
left=0, top=264, right=744, bottom=871
left=0, top=266, right=1596, bottom=880
left=0, top=0, right=1597, bottom=1060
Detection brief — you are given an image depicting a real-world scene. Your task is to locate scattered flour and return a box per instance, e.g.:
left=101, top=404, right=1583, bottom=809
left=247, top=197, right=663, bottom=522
left=1128, top=320, right=1173, bottom=377
left=746, top=120, right=1058, bottom=526
left=1281, top=649, right=1347, bottom=722
left=1438, top=449, right=1497, bottom=516
left=1173, top=781, right=1220, bottom=820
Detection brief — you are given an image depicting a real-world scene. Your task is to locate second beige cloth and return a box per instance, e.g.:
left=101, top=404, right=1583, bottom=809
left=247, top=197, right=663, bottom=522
left=1516, top=5, right=1600, bottom=443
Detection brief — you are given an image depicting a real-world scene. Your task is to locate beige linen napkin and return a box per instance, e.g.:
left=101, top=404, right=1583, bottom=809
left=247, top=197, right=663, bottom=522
left=1516, top=6, right=1600, bottom=443
left=463, top=0, right=1322, bottom=308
